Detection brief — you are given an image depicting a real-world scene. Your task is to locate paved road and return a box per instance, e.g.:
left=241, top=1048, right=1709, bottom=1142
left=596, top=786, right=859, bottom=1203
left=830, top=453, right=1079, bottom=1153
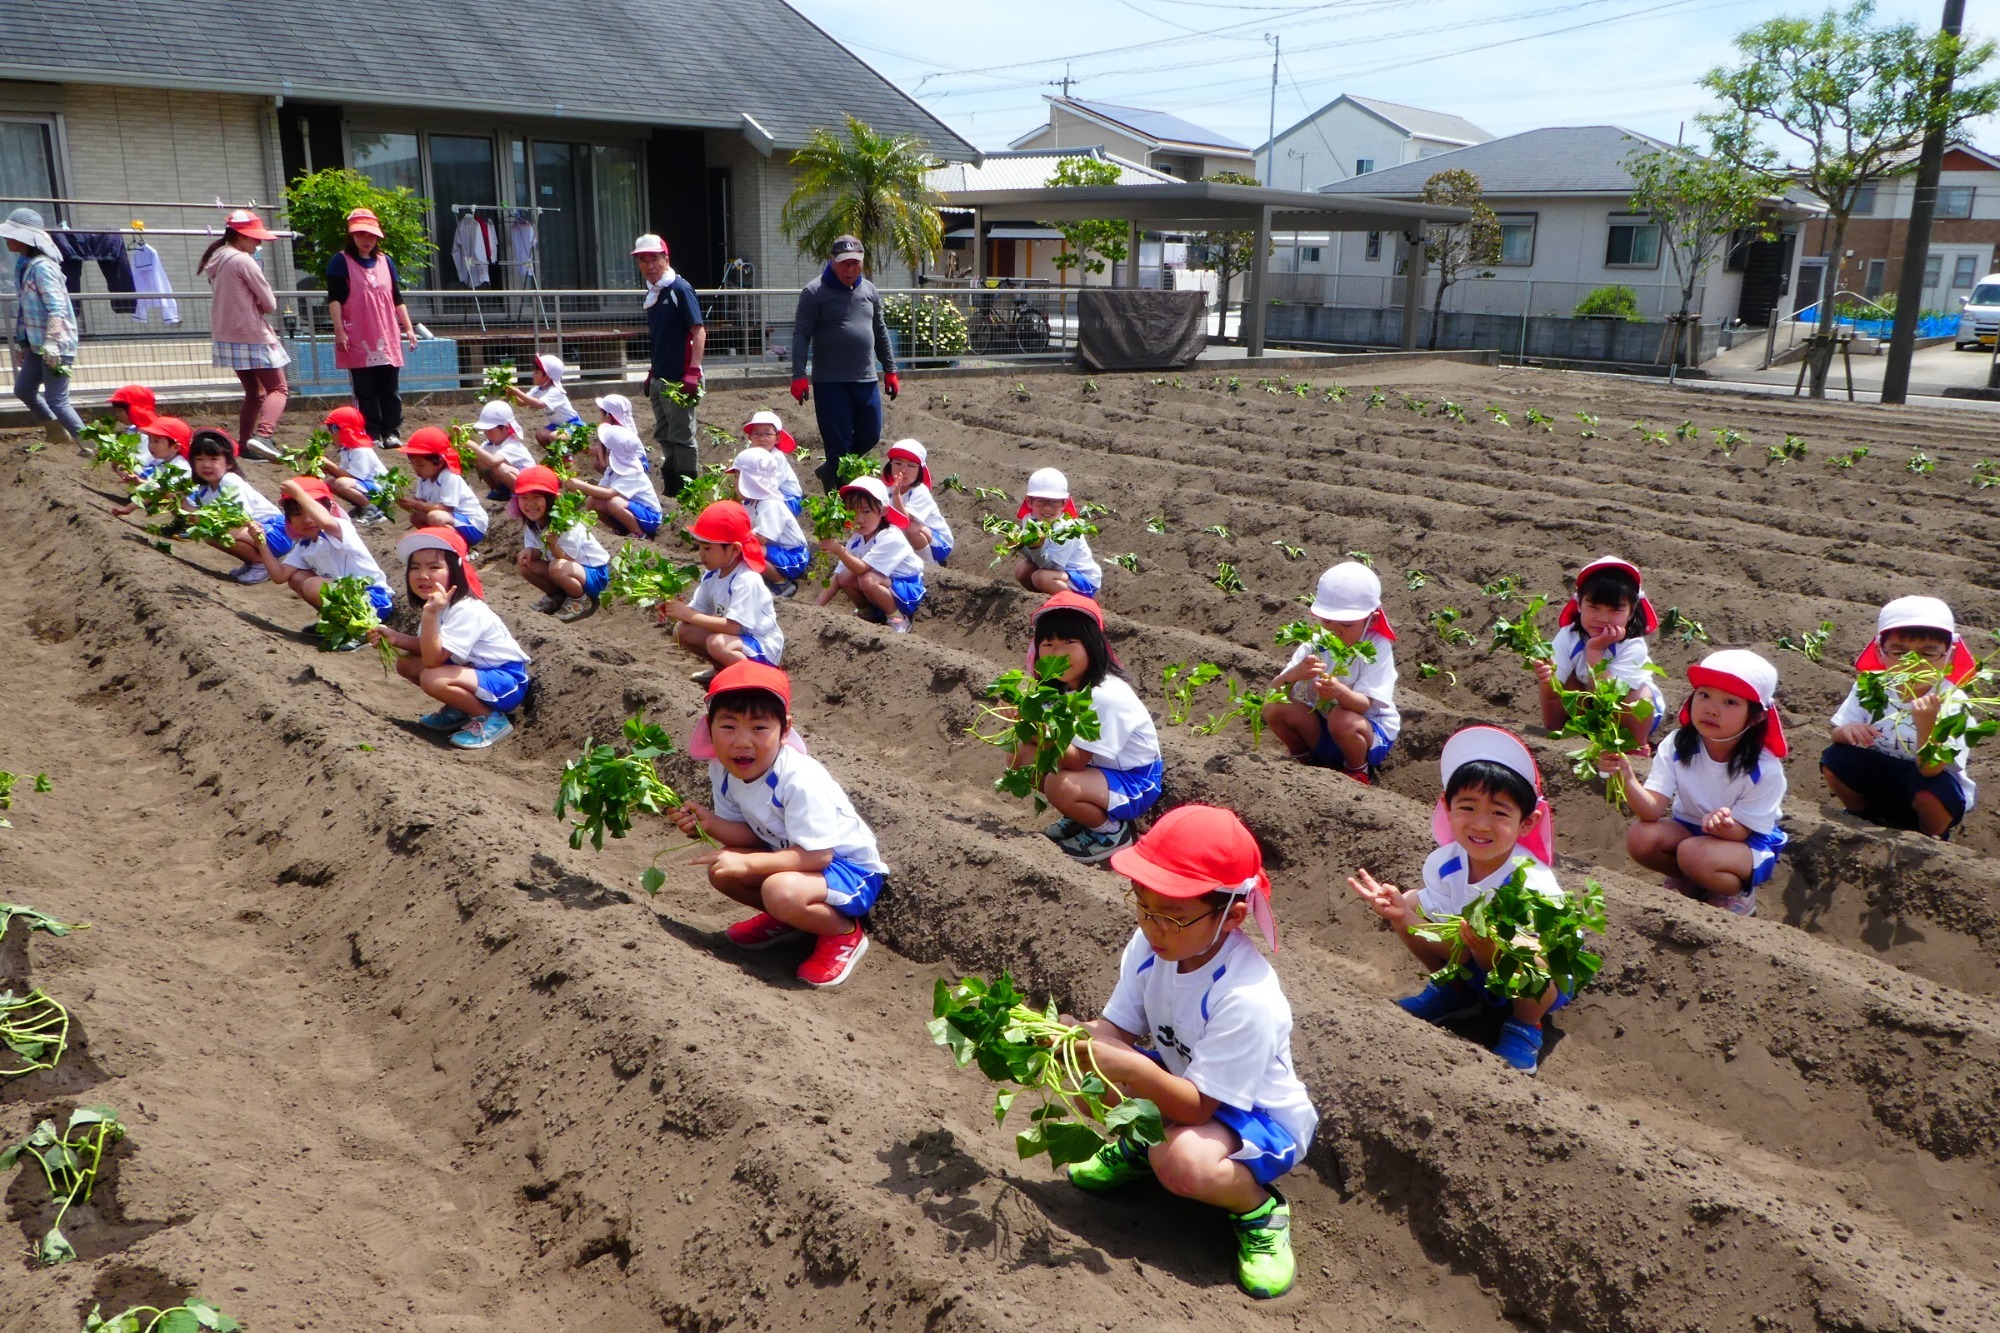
left=1704, top=335, right=2000, bottom=399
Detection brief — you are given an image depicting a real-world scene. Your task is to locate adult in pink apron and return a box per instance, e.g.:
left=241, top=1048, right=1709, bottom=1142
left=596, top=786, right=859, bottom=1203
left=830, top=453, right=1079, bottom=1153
left=325, top=207, right=417, bottom=446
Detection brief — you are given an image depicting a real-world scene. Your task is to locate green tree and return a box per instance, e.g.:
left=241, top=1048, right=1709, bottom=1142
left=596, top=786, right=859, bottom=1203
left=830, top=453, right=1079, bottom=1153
left=1624, top=142, right=1775, bottom=369
left=1418, top=169, right=1501, bottom=351
left=1044, top=155, right=1129, bottom=287
left=1699, top=0, right=2000, bottom=395
left=781, top=115, right=944, bottom=279
left=282, top=168, right=434, bottom=288
left=1184, top=170, right=1272, bottom=341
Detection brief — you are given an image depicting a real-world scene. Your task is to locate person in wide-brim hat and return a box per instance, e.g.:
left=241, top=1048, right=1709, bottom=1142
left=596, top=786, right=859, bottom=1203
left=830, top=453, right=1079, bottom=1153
left=4, top=206, right=85, bottom=445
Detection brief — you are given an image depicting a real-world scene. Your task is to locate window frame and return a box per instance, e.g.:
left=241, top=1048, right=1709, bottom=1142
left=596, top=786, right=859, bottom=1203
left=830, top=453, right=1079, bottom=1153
left=1494, top=212, right=1537, bottom=267
left=0, top=112, right=66, bottom=212
left=1354, top=157, right=1374, bottom=176
left=1604, top=214, right=1661, bottom=269
left=1937, top=186, right=1975, bottom=219
left=1364, top=230, right=1382, bottom=262
left=1953, top=254, right=1980, bottom=288
left=1863, top=258, right=1887, bottom=299
left=1851, top=182, right=1877, bottom=216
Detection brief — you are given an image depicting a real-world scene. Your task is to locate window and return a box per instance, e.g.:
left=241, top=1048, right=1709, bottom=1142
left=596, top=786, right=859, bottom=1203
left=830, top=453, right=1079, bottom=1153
left=1852, top=183, right=1877, bottom=216
left=1605, top=216, right=1660, bottom=267
left=1924, top=254, right=1943, bottom=290
left=1354, top=158, right=1374, bottom=175
left=1496, top=213, right=1536, bottom=265
left=430, top=134, right=497, bottom=290
left=1863, top=258, right=1886, bottom=298
left=592, top=144, right=644, bottom=287
left=1365, top=230, right=1382, bottom=261
left=1938, top=186, right=1975, bottom=219
left=350, top=130, right=421, bottom=194
left=1298, top=245, right=1321, bottom=263
left=1954, top=254, right=1980, bottom=288
left=1, top=118, right=60, bottom=215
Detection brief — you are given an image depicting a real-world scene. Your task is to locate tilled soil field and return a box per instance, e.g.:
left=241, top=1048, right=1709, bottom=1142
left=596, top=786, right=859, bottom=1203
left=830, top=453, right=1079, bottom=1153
left=1, top=361, right=1997, bottom=1333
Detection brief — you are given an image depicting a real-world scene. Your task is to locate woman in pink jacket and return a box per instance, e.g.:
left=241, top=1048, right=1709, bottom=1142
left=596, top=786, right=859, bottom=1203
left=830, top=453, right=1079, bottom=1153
left=199, top=209, right=289, bottom=460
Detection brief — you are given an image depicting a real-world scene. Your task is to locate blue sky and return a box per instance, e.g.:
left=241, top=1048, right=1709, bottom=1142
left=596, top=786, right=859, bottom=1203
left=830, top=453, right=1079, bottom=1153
left=790, top=0, right=1997, bottom=171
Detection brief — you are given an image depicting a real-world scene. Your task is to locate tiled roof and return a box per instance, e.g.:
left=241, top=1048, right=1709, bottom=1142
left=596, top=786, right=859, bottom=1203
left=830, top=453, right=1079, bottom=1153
left=1318, top=126, right=1670, bottom=196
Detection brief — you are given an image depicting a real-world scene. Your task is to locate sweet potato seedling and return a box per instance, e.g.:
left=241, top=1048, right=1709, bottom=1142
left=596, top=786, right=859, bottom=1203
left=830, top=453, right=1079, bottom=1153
left=553, top=711, right=714, bottom=894
left=1407, top=867, right=1607, bottom=1002
left=1144, top=515, right=1167, bottom=535
left=605, top=543, right=700, bottom=611
left=1710, top=427, right=1745, bottom=456
left=1427, top=607, right=1475, bottom=646
left=938, top=472, right=968, bottom=493
left=973, top=485, right=1010, bottom=503
left=277, top=428, right=332, bottom=478
left=1401, top=394, right=1430, bottom=414
left=1322, top=383, right=1350, bottom=403
left=1, top=989, right=70, bottom=1078
left=1974, top=459, right=1999, bottom=489
left=0, top=903, right=82, bottom=937
left=834, top=453, right=876, bottom=485
left=1076, top=500, right=1110, bottom=520
left=979, top=514, right=1098, bottom=567
left=672, top=464, right=732, bottom=523
left=80, top=419, right=141, bottom=474
left=1525, top=408, right=1554, bottom=432
left=1639, top=426, right=1670, bottom=446
left=1658, top=606, right=1710, bottom=644
left=372, top=465, right=415, bottom=507
left=1437, top=400, right=1467, bottom=423
left=1345, top=549, right=1375, bottom=568
left=182, top=494, right=250, bottom=545
left=1161, top=660, right=1223, bottom=726
left=1674, top=419, right=1699, bottom=443
left=1416, top=662, right=1456, bottom=684
left=1213, top=562, right=1244, bottom=593
left=481, top=361, right=516, bottom=400
left=1488, top=594, right=1554, bottom=668
left=1272, top=540, right=1305, bottom=561
left=969, top=657, right=1101, bottom=813
left=545, top=488, right=596, bottom=541
left=1365, top=389, right=1388, bottom=411
left=446, top=422, right=481, bottom=474
left=1405, top=568, right=1430, bottom=590
left=1481, top=573, right=1527, bottom=602
left=1907, top=450, right=1935, bottom=476
left=1574, top=412, right=1601, bottom=438
left=82, top=1299, right=240, bottom=1333
left=1484, top=405, right=1512, bottom=426
left=803, top=492, right=856, bottom=583
left=130, top=466, right=197, bottom=520
left=314, top=575, right=399, bottom=672
left=929, top=972, right=1164, bottom=1168
left=1767, top=436, right=1807, bottom=466
left=1111, top=552, right=1140, bottom=573
left=1831, top=447, right=1870, bottom=470
left=1856, top=650, right=2000, bottom=769
left=1274, top=621, right=1379, bottom=683
left=660, top=378, right=706, bottom=411
left=1774, top=621, right=1834, bottom=663
left=543, top=421, right=594, bottom=480
left=1, top=1104, right=124, bottom=1263
left=1549, top=664, right=1659, bottom=811
left=1201, top=524, right=1231, bottom=539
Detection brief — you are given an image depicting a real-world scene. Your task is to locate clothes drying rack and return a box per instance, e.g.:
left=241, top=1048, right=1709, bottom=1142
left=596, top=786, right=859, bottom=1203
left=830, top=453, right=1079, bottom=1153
left=446, top=202, right=559, bottom=331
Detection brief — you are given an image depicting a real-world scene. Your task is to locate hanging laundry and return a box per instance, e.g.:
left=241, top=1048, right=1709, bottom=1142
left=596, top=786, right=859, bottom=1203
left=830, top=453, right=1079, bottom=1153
left=451, top=211, right=493, bottom=288
left=509, top=213, right=537, bottom=283
left=127, top=241, right=180, bottom=324
left=52, top=231, right=137, bottom=315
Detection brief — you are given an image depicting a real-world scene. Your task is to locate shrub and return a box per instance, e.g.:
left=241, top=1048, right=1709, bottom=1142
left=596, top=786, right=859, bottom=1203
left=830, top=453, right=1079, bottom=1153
left=883, top=294, right=970, bottom=356
left=1574, top=285, right=1643, bottom=321
left=283, top=167, right=435, bottom=288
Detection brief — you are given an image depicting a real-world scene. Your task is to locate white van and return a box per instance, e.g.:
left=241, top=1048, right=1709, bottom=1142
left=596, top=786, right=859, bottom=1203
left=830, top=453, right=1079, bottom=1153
left=1954, top=274, right=2000, bottom=349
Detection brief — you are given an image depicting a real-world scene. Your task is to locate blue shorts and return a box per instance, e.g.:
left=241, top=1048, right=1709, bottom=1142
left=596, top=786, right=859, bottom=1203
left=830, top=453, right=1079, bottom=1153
left=767, top=543, right=811, bottom=581
left=929, top=540, right=953, bottom=566
left=890, top=572, right=927, bottom=617
left=259, top=515, right=295, bottom=557
left=1819, top=743, right=1967, bottom=832
left=1673, top=817, right=1788, bottom=886
left=784, top=494, right=804, bottom=517
left=1066, top=570, right=1099, bottom=598
left=627, top=498, right=663, bottom=537
left=454, top=522, right=486, bottom=548
left=1098, top=758, right=1165, bottom=821
left=737, top=633, right=779, bottom=666
left=1134, top=1052, right=1303, bottom=1186
left=1468, top=960, right=1576, bottom=1011
left=581, top=561, right=612, bottom=598
left=353, top=476, right=380, bottom=496
left=365, top=584, right=395, bottom=616
left=821, top=857, right=887, bottom=917
left=470, top=659, right=530, bottom=713
left=1309, top=712, right=1394, bottom=770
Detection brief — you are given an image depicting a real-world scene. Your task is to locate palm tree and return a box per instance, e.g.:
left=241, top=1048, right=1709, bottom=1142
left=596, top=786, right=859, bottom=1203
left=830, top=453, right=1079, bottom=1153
left=781, top=116, right=944, bottom=278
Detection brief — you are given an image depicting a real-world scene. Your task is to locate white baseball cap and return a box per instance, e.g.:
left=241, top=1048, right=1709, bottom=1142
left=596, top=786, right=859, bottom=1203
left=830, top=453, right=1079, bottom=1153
left=1310, top=562, right=1382, bottom=621
left=630, top=233, right=668, bottom=257
left=474, top=400, right=521, bottom=435
left=1877, top=595, right=1955, bottom=640
left=1024, top=467, right=1070, bottom=500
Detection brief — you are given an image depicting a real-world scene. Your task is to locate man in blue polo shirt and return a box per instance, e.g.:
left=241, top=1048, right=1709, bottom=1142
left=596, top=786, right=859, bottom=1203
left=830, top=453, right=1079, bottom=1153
left=790, top=235, right=899, bottom=491
left=632, top=233, right=706, bottom=492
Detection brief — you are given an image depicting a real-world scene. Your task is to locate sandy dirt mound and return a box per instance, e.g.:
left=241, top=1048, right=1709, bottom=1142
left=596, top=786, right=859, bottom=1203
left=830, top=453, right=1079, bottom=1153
left=1, top=362, right=1996, bottom=1332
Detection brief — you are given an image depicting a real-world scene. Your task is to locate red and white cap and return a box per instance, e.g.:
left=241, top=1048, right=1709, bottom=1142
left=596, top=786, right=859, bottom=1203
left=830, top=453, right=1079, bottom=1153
left=1431, top=725, right=1554, bottom=866
left=741, top=410, right=798, bottom=453
left=224, top=209, right=280, bottom=240
left=884, top=438, right=932, bottom=488
left=1310, top=562, right=1394, bottom=641
left=474, top=399, right=523, bottom=438
left=1682, top=648, right=1786, bottom=758
left=1857, top=595, right=1977, bottom=682
left=688, top=500, right=768, bottom=572
left=1016, top=466, right=1078, bottom=519
left=630, top=233, right=669, bottom=257
left=840, top=475, right=908, bottom=527
left=1108, top=804, right=1279, bottom=952
left=395, top=525, right=483, bottom=596
left=1558, top=555, right=1658, bottom=634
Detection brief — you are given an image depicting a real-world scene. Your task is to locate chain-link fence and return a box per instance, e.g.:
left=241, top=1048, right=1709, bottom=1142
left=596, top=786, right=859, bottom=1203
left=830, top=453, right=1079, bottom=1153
left=1264, top=271, right=1700, bottom=321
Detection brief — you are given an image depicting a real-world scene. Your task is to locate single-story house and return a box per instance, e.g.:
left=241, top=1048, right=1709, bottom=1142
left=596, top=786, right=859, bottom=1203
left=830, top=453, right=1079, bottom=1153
left=1258, top=94, right=1492, bottom=190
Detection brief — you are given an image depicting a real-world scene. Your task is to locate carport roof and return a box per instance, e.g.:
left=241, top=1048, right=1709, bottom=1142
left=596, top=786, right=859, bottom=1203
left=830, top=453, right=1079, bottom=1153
left=939, top=181, right=1468, bottom=232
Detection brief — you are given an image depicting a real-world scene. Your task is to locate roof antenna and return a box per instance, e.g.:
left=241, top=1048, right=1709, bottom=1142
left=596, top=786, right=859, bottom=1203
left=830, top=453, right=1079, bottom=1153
left=1050, top=63, right=1078, bottom=98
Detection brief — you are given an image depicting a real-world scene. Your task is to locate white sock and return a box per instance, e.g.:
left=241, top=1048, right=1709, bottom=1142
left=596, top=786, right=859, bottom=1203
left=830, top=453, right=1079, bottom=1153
left=1090, top=818, right=1121, bottom=835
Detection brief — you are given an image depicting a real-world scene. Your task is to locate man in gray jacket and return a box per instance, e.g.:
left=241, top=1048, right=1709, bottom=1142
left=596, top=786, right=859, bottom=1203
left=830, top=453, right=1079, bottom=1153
left=790, top=235, right=899, bottom=490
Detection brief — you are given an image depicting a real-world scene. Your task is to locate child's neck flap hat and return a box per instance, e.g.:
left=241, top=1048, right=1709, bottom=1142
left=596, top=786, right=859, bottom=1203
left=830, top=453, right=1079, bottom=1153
left=884, top=438, right=932, bottom=488
left=1027, top=589, right=1119, bottom=670
left=505, top=465, right=561, bottom=521
left=742, top=410, right=797, bottom=454
left=535, top=353, right=566, bottom=383
left=1311, top=561, right=1394, bottom=640
left=595, top=394, right=637, bottom=430
left=189, top=427, right=239, bottom=461
left=289, top=476, right=336, bottom=506
left=1107, top=804, right=1279, bottom=952
left=1017, top=466, right=1079, bottom=519
left=323, top=404, right=372, bottom=451
left=1558, top=555, right=1659, bottom=633
left=1431, top=725, right=1555, bottom=866
left=395, top=525, right=483, bottom=596
left=688, top=500, right=768, bottom=572
left=139, top=416, right=194, bottom=457
left=691, top=660, right=810, bottom=760
left=400, top=426, right=463, bottom=472
left=729, top=448, right=783, bottom=502
left=1857, top=595, right=1978, bottom=683
left=475, top=399, right=524, bottom=438
left=108, top=384, right=157, bottom=427
left=840, top=475, right=909, bottom=527
left=1683, top=648, right=1786, bottom=757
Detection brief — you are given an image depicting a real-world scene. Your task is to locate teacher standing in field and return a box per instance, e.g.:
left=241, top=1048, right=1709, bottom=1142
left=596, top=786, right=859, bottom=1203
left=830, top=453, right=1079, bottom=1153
left=632, top=232, right=706, bottom=495
left=790, top=235, right=899, bottom=491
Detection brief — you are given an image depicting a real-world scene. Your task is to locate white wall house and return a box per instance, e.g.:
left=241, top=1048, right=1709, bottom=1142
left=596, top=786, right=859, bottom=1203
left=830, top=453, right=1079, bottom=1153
left=1009, top=98, right=1257, bottom=182
left=1259, top=94, right=1491, bottom=191
left=928, top=148, right=1176, bottom=284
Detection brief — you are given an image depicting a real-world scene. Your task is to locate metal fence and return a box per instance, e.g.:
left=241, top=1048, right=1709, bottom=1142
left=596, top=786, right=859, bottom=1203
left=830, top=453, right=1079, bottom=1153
left=1, top=284, right=1083, bottom=403
left=1265, top=271, right=1701, bottom=321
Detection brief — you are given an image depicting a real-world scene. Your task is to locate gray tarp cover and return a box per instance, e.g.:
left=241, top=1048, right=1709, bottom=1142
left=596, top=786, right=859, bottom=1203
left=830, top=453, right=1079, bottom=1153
left=1076, top=289, right=1208, bottom=370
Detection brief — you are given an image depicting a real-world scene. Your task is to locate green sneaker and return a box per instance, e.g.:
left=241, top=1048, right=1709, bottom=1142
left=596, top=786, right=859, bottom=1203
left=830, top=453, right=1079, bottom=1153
left=1232, top=1190, right=1295, bottom=1298
left=1065, top=1135, right=1154, bottom=1192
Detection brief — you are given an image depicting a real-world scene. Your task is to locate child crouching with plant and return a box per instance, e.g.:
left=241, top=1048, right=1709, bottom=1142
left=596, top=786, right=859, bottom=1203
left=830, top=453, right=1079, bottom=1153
left=249, top=475, right=394, bottom=628
left=669, top=661, right=885, bottom=988
left=1599, top=650, right=1787, bottom=917
left=111, top=416, right=194, bottom=517
left=1014, top=592, right=1163, bottom=862
left=506, top=353, right=583, bottom=445
left=186, top=428, right=291, bottom=583
left=369, top=527, right=531, bottom=750
left=468, top=400, right=536, bottom=501
left=818, top=476, right=926, bottom=634
left=557, top=395, right=663, bottom=539
left=1537, top=556, right=1665, bottom=752
left=395, top=428, right=489, bottom=547
left=658, top=500, right=784, bottom=683
left=883, top=439, right=953, bottom=564
left=1013, top=467, right=1102, bottom=596
left=510, top=465, right=611, bottom=622
left=729, top=447, right=810, bottom=595
left=1348, top=726, right=1593, bottom=1076
left=1263, top=561, right=1400, bottom=783
left=1063, top=804, right=1315, bottom=1299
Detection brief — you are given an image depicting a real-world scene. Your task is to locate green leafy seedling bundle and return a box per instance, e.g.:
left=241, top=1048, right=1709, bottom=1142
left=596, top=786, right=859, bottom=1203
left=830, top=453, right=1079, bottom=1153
left=1, top=1105, right=124, bottom=1263
left=446, top=421, right=482, bottom=474
left=1549, top=664, right=1658, bottom=811
left=81, top=419, right=141, bottom=474
left=553, top=711, right=715, bottom=895
left=1, top=989, right=70, bottom=1078
left=980, top=514, right=1099, bottom=566
left=314, top=575, right=399, bottom=672
left=278, top=428, right=333, bottom=477
left=606, top=543, right=700, bottom=610
left=969, top=657, right=1101, bottom=812
left=130, top=465, right=197, bottom=519
left=673, top=464, right=732, bottom=522
left=1407, top=867, right=1607, bottom=1002
left=1774, top=621, right=1834, bottom=664
left=1274, top=621, right=1380, bottom=691
left=1161, top=661, right=1222, bottom=726
left=182, top=493, right=250, bottom=545
left=1856, top=650, right=2000, bottom=769
left=835, top=453, right=877, bottom=485
left=372, top=465, right=416, bottom=507
left=930, top=973, right=1164, bottom=1168
left=543, top=421, right=595, bottom=480
left=83, top=1299, right=240, bottom=1333
left=546, top=487, right=596, bottom=541
left=1488, top=594, right=1554, bottom=667
left=803, top=492, right=856, bottom=583
left=482, top=361, right=517, bottom=400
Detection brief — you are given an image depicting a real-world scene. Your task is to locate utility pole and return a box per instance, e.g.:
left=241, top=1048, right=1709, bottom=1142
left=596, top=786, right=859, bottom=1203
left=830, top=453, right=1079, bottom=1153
left=1882, top=0, right=1965, bottom=405
left=1264, top=34, right=1279, bottom=185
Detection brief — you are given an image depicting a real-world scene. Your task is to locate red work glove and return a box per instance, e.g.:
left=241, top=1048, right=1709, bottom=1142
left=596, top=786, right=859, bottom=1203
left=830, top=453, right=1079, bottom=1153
left=884, top=372, right=901, bottom=401
left=682, top=366, right=703, bottom=393
left=790, top=377, right=810, bottom=404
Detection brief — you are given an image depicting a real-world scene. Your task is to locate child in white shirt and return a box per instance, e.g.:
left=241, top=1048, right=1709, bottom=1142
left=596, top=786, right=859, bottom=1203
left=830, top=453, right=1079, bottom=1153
left=1013, top=467, right=1102, bottom=597
left=394, top=428, right=488, bottom=547
left=561, top=394, right=662, bottom=538
left=186, top=428, right=291, bottom=583
left=505, top=352, right=583, bottom=445
left=1263, top=562, right=1400, bottom=783
left=469, top=399, right=536, bottom=501
left=742, top=410, right=805, bottom=514
left=249, top=475, right=393, bottom=624
left=882, top=439, right=953, bottom=564
left=730, top=447, right=810, bottom=593
left=817, top=476, right=926, bottom=633
left=1537, top=555, right=1665, bottom=752
left=320, top=405, right=392, bottom=525
left=659, top=500, right=784, bottom=681
left=112, top=415, right=193, bottom=518
left=508, top=464, right=612, bottom=622
left=370, top=527, right=531, bottom=750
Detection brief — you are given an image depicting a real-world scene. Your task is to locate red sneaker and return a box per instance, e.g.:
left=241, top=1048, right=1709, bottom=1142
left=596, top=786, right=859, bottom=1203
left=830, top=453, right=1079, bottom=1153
left=724, top=911, right=807, bottom=950
left=796, top=926, right=869, bottom=988
left=1343, top=765, right=1372, bottom=786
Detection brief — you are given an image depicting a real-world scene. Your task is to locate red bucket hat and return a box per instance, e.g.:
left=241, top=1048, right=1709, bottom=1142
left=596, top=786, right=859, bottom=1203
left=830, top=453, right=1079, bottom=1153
left=688, top=500, right=768, bottom=573
left=707, top=660, right=791, bottom=708
left=400, top=426, right=463, bottom=472
left=324, top=405, right=372, bottom=451
left=288, top=476, right=335, bottom=505
left=1026, top=589, right=1118, bottom=670
left=1108, top=804, right=1279, bottom=951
